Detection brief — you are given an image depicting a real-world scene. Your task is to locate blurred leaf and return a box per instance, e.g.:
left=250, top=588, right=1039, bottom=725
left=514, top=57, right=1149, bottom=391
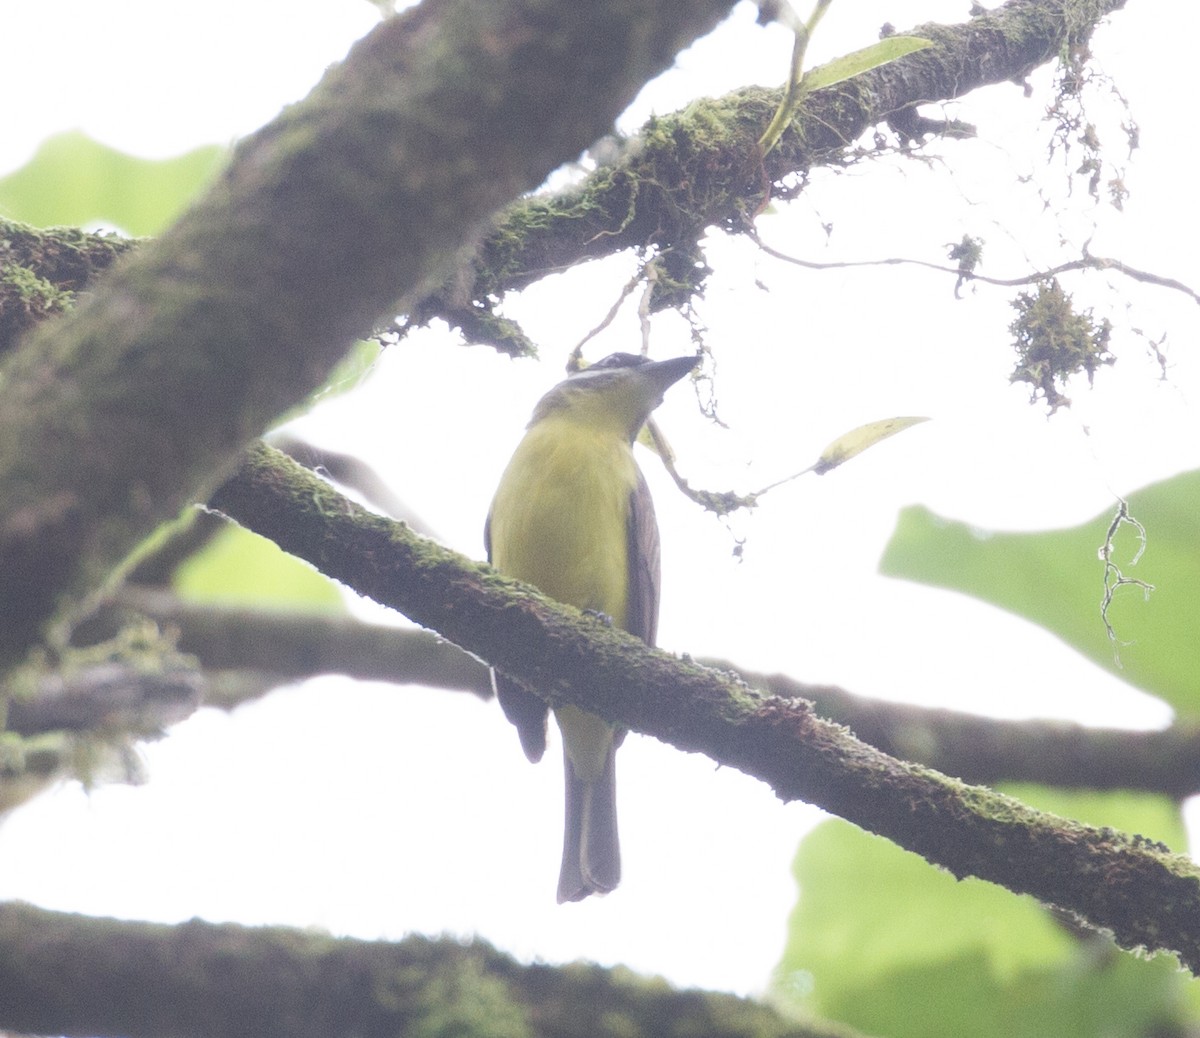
left=265, top=337, right=383, bottom=430
left=322, top=337, right=383, bottom=398
left=775, top=821, right=1072, bottom=994
left=0, top=131, right=225, bottom=236
left=811, top=416, right=929, bottom=475
left=294, top=338, right=384, bottom=416
left=879, top=469, right=1200, bottom=716
left=173, top=524, right=342, bottom=611
left=771, top=818, right=1189, bottom=1038
left=803, top=36, right=933, bottom=93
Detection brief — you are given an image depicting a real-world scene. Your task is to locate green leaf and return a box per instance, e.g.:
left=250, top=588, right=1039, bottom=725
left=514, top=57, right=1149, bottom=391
left=811, top=416, right=929, bottom=475
left=802, top=36, right=933, bottom=94
left=879, top=469, right=1200, bottom=716
left=173, top=524, right=343, bottom=611
left=0, top=131, right=225, bottom=236
left=771, top=818, right=1189, bottom=1038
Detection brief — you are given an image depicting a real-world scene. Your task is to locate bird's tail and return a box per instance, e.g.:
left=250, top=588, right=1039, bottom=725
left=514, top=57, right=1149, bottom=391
left=557, top=741, right=620, bottom=903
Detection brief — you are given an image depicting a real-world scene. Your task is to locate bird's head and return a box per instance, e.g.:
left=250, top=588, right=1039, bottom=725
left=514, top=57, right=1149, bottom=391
left=529, top=353, right=699, bottom=441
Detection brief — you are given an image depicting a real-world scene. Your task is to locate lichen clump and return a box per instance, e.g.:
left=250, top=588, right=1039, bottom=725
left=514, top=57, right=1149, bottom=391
left=1009, top=278, right=1113, bottom=411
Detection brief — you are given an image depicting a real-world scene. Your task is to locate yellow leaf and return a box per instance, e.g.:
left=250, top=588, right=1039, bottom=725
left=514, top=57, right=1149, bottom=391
left=812, top=416, right=929, bottom=475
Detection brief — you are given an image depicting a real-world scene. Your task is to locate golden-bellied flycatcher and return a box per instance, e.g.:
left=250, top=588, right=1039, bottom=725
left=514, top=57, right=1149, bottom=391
left=485, top=352, right=697, bottom=902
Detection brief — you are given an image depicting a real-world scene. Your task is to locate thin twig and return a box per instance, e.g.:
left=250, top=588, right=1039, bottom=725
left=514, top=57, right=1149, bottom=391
left=1099, top=497, right=1154, bottom=664
left=569, top=268, right=645, bottom=369
left=751, top=230, right=1200, bottom=304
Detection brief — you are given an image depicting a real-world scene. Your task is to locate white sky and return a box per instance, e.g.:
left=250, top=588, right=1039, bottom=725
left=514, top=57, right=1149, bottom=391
left=1, top=0, right=1198, bottom=999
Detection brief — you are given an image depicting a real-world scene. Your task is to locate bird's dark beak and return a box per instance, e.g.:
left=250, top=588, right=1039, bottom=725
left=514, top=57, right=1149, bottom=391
left=645, top=354, right=700, bottom=391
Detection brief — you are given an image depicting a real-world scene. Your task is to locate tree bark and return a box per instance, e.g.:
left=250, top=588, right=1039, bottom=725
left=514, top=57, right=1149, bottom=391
left=0, top=903, right=840, bottom=1038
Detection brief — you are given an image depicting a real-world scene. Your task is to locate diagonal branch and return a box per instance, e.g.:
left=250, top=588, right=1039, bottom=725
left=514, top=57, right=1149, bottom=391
left=739, top=666, right=1200, bottom=799
left=209, top=442, right=1200, bottom=973
left=408, top=0, right=1130, bottom=351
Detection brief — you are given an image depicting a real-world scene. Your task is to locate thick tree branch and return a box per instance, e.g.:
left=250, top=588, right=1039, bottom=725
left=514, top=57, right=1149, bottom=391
left=0, top=0, right=736, bottom=673
left=0, top=904, right=839, bottom=1038
left=407, top=0, right=1129, bottom=350
left=208, top=442, right=1200, bottom=972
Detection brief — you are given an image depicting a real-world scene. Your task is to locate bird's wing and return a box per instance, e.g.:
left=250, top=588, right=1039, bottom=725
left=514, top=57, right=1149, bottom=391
left=625, top=464, right=662, bottom=647
left=485, top=509, right=549, bottom=763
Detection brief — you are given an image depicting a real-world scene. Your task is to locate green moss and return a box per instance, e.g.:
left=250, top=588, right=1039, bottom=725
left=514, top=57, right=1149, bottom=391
left=0, top=263, right=72, bottom=344
left=423, top=88, right=781, bottom=355
left=0, top=220, right=139, bottom=351
left=400, top=955, right=532, bottom=1038
left=1009, top=278, right=1113, bottom=411
left=0, top=731, right=67, bottom=814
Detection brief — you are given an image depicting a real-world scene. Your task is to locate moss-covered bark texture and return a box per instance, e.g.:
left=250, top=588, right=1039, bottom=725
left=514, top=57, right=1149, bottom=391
left=0, top=903, right=837, bottom=1038
left=0, top=0, right=735, bottom=673
left=749, top=668, right=1200, bottom=799
left=0, top=221, right=138, bottom=353
left=408, top=0, right=1129, bottom=354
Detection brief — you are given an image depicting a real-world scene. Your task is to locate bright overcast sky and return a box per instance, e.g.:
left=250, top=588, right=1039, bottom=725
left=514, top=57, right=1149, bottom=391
left=1, top=0, right=1198, bottom=998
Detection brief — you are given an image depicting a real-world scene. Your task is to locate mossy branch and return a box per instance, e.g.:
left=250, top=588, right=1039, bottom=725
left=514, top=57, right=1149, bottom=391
left=736, top=666, right=1200, bottom=800
left=208, top=442, right=1200, bottom=973
left=0, top=905, right=834, bottom=1038
left=0, top=220, right=139, bottom=355
left=409, top=0, right=1128, bottom=353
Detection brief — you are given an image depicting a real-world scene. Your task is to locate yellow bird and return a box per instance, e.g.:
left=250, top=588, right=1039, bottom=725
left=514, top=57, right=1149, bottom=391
left=485, top=352, right=698, bottom=902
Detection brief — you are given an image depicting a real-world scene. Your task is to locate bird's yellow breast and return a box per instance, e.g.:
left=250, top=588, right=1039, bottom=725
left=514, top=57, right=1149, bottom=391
left=488, top=413, right=637, bottom=628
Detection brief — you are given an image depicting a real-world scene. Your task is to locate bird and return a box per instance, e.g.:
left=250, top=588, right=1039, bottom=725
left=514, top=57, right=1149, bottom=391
left=485, top=351, right=698, bottom=902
